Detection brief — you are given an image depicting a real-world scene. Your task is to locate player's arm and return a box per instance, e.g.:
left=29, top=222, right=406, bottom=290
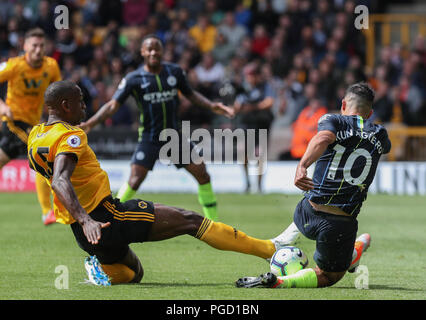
left=185, top=90, right=234, bottom=118
left=51, top=153, right=110, bottom=244
left=257, top=83, right=275, bottom=111
left=294, top=130, right=336, bottom=191
left=177, top=67, right=234, bottom=118
left=79, top=99, right=121, bottom=133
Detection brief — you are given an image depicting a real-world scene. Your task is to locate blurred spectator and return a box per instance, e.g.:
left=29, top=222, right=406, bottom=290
left=153, top=0, right=172, bottom=33
left=217, top=11, right=247, bottom=53
left=194, top=52, right=225, bottom=100
left=122, top=0, right=149, bottom=26
left=234, top=63, right=275, bottom=192
left=74, top=32, right=94, bottom=65
left=284, top=96, right=327, bottom=160
left=371, top=81, right=393, bottom=124
left=211, top=32, right=235, bottom=65
left=189, top=14, right=217, bottom=53
left=55, top=29, right=78, bottom=58
left=0, top=1, right=13, bottom=23
left=164, top=19, right=190, bottom=57
left=33, top=0, right=56, bottom=38
left=205, top=0, right=225, bottom=26
left=176, top=0, right=206, bottom=22
left=98, top=0, right=123, bottom=26
left=13, top=3, right=32, bottom=32
left=6, top=17, right=20, bottom=49
left=397, top=76, right=424, bottom=126
left=250, top=24, right=270, bottom=58
left=234, top=1, right=252, bottom=30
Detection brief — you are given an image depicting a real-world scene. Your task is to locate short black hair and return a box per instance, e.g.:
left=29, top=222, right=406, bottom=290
left=345, top=82, right=375, bottom=104
left=44, top=80, right=78, bottom=110
left=141, top=34, right=163, bottom=46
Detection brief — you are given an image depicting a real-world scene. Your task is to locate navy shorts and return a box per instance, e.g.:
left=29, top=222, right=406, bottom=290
left=131, top=139, right=200, bottom=170
left=0, top=120, right=31, bottom=159
left=71, top=196, right=155, bottom=264
left=293, top=197, right=358, bottom=272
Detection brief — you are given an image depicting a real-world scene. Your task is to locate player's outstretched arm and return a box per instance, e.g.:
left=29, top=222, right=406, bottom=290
left=295, top=130, right=336, bottom=191
left=51, top=153, right=110, bottom=244
left=79, top=99, right=121, bottom=133
left=186, top=91, right=235, bottom=118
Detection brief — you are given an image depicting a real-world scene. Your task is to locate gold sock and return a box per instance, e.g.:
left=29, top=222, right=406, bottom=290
left=101, top=263, right=136, bottom=284
left=35, top=173, right=52, bottom=215
left=196, top=218, right=276, bottom=259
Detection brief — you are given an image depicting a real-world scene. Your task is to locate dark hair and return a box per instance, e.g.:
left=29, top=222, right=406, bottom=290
left=24, top=28, right=45, bottom=39
left=345, top=82, right=375, bottom=104
left=44, top=80, right=78, bottom=109
left=141, top=34, right=163, bottom=46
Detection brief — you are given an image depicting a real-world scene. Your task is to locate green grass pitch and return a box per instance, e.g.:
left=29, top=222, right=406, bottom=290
left=0, top=192, right=425, bottom=300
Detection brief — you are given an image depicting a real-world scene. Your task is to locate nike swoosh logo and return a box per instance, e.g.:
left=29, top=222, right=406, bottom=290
left=141, top=82, right=150, bottom=89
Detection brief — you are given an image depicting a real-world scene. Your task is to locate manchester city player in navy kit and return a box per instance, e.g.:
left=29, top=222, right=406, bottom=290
left=237, top=82, right=391, bottom=289
left=80, top=35, right=234, bottom=221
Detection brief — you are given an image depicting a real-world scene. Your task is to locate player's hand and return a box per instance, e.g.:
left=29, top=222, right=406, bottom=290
left=294, top=166, right=314, bottom=191
left=211, top=102, right=235, bottom=118
left=78, top=121, right=92, bottom=133
left=82, top=218, right=111, bottom=245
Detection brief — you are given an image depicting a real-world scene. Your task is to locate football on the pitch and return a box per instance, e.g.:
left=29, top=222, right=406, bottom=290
left=270, top=246, right=308, bottom=276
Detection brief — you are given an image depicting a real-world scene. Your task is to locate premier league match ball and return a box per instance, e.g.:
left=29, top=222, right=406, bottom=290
left=270, top=246, right=309, bottom=276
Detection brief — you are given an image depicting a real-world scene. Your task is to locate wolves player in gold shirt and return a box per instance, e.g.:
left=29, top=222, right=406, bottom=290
left=0, top=28, right=61, bottom=225
left=27, top=80, right=293, bottom=285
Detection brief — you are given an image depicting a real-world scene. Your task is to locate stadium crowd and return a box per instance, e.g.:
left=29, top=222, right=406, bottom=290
left=0, top=0, right=425, bottom=160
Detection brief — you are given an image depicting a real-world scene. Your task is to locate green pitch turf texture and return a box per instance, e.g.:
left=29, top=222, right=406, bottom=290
left=0, top=192, right=425, bottom=300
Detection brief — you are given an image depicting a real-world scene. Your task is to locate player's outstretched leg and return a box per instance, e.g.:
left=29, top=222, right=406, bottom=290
left=348, top=233, right=371, bottom=273
left=270, top=222, right=301, bottom=249
left=148, top=204, right=276, bottom=259
left=236, top=267, right=345, bottom=289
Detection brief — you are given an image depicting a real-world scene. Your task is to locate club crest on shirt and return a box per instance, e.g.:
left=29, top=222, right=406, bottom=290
left=318, top=113, right=332, bottom=124
left=67, top=135, right=81, bottom=148
left=138, top=201, right=148, bottom=209
left=167, top=75, right=176, bottom=86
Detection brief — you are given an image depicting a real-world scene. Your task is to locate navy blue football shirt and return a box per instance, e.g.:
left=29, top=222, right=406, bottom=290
left=112, top=62, right=193, bottom=142
left=305, top=113, right=391, bottom=217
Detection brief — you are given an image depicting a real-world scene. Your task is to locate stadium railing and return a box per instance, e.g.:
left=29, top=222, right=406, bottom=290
left=363, top=14, right=426, bottom=70
left=387, top=126, right=426, bottom=161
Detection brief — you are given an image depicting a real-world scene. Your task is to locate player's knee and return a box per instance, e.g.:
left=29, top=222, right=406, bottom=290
left=102, top=248, right=145, bottom=284
left=131, top=263, right=144, bottom=283
left=178, top=208, right=204, bottom=236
